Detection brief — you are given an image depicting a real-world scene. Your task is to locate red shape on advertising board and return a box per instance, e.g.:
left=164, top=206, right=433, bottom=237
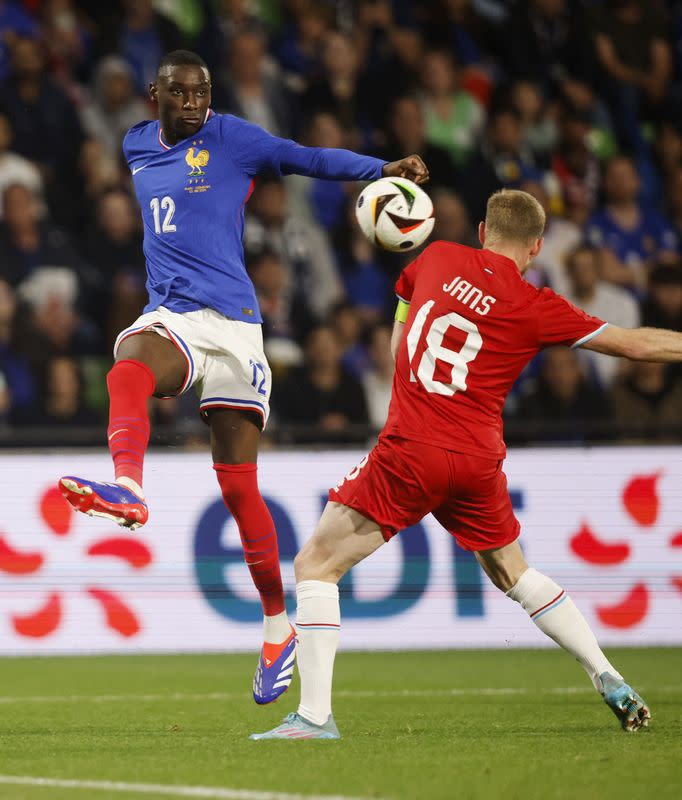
left=40, top=486, right=72, bottom=535
left=622, top=473, right=661, bottom=527
left=12, top=592, right=62, bottom=637
left=86, top=588, right=141, bottom=637
left=87, top=538, right=152, bottom=568
left=0, top=537, right=44, bottom=574
left=569, top=523, right=630, bottom=565
left=595, top=583, right=649, bottom=629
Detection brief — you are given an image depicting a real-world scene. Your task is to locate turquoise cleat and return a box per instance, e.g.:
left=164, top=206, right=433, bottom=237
left=599, top=672, right=651, bottom=732
left=250, top=712, right=341, bottom=740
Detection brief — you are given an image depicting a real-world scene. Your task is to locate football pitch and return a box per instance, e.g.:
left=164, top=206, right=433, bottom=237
left=0, top=649, right=679, bottom=800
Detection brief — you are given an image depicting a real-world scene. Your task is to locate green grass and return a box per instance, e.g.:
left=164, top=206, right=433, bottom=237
left=0, top=649, right=679, bottom=800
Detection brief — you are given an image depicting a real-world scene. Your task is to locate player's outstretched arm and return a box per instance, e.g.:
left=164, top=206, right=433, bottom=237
left=581, top=325, right=682, bottom=362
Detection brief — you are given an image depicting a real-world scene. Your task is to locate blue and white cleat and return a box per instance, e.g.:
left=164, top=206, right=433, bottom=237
left=58, top=477, right=148, bottom=531
left=253, top=626, right=296, bottom=705
left=600, top=672, right=651, bottom=732
left=250, top=712, right=341, bottom=740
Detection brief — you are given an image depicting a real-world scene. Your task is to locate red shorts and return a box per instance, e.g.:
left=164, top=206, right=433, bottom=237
left=329, top=436, right=520, bottom=552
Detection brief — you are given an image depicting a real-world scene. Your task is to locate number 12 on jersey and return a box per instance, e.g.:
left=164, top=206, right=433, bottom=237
left=405, top=300, right=482, bottom=396
left=150, top=196, right=177, bottom=234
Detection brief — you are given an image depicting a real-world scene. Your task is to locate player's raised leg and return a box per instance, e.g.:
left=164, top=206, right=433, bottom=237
left=59, top=331, right=186, bottom=530
left=476, top=541, right=651, bottom=731
left=250, top=501, right=385, bottom=739
left=209, top=408, right=296, bottom=704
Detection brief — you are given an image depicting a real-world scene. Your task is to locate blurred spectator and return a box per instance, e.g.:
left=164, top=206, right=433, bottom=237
left=587, top=156, right=678, bottom=292
left=0, top=36, right=83, bottom=181
left=431, top=188, right=476, bottom=246
left=362, top=323, right=394, bottom=430
left=0, top=0, right=38, bottom=82
left=274, top=325, right=368, bottom=441
left=515, top=347, right=609, bottom=441
left=302, top=30, right=373, bottom=145
left=78, top=137, right=122, bottom=199
left=654, top=122, right=682, bottom=190
left=272, top=0, right=329, bottom=85
left=249, top=249, right=313, bottom=370
left=424, top=0, right=494, bottom=70
left=665, top=164, right=682, bottom=240
left=459, top=107, right=535, bottom=224
left=31, top=356, right=100, bottom=426
left=591, top=0, right=672, bottom=153
left=379, top=95, right=458, bottom=191
left=80, top=188, right=146, bottom=344
left=80, top=56, right=149, bottom=160
left=564, top=245, right=640, bottom=387
left=0, top=112, right=42, bottom=218
left=0, top=278, right=35, bottom=417
left=41, top=0, right=95, bottom=86
left=550, top=108, right=601, bottom=226
left=501, top=0, right=595, bottom=104
left=18, top=267, right=98, bottom=358
left=107, top=0, right=184, bottom=95
left=286, top=111, right=351, bottom=233
left=610, top=361, right=682, bottom=439
left=511, top=80, right=558, bottom=162
left=0, top=183, right=84, bottom=288
left=642, top=265, right=682, bottom=332
left=334, top=192, right=392, bottom=321
left=243, top=175, right=342, bottom=319
left=418, top=49, right=484, bottom=168
left=213, top=26, right=292, bottom=137
left=332, top=302, right=368, bottom=380
left=217, top=0, right=269, bottom=47
left=521, top=178, right=581, bottom=294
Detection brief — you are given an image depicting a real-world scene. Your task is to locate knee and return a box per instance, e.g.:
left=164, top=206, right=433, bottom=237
left=489, top=567, right=521, bottom=594
left=294, top=536, right=343, bottom=584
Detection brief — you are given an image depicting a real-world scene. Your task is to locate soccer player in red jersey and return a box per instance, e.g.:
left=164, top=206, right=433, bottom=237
left=251, top=189, right=682, bottom=739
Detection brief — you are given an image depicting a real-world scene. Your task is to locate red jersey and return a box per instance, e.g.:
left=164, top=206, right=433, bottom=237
left=384, top=241, right=607, bottom=458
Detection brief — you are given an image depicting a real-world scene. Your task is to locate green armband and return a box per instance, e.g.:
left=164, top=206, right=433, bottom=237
left=395, top=299, right=410, bottom=323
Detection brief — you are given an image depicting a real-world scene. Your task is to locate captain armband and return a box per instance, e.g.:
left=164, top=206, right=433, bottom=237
left=395, top=299, right=410, bottom=323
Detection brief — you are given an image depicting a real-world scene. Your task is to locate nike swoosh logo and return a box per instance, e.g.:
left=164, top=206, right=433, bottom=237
left=132, top=164, right=148, bottom=175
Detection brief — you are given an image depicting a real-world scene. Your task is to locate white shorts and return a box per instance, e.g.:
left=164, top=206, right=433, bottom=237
left=113, top=306, right=271, bottom=427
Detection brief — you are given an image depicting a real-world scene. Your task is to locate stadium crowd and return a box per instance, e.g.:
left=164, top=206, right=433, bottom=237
left=1, top=0, right=682, bottom=446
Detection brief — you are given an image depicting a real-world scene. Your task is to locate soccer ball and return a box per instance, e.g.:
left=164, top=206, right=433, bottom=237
left=355, top=177, right=434, bottom=252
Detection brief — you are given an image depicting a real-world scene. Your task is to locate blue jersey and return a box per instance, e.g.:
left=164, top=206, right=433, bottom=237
left=123, top=111, right=386, bottom=323
left=586, top=207, right=678, bottom=266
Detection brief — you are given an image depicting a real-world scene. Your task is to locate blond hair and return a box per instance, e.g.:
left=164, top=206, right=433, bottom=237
left=484, top=189, right=546, bottom=245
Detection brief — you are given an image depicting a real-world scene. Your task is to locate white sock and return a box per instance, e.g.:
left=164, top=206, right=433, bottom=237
left=263, top=610, right=291, bottom=644
left=295, top=579, right=340, bottom=726
left=116, top=476, right=144, bottom=500
left=507, top=567, right=622, bottom=691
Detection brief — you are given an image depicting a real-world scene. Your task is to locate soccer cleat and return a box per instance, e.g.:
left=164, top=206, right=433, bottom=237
left=599, top=672, right=651, bottom=732
left=250, top=712, right=341, bottom=740
left=58, top=476, right=148, bottom=531
left=253, top=626, right=296, bottom=705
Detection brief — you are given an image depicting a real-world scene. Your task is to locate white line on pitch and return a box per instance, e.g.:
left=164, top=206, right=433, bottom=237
left=0, top=776, right=369, bottom=800
left=0, top=686, right=676, bottom=705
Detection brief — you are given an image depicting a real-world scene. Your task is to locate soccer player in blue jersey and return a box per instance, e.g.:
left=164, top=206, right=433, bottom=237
left=57, top=50, right=428, bottom=704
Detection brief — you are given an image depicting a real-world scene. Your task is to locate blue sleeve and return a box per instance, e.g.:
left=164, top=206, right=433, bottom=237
left=223, top=115, right=386, bottom=180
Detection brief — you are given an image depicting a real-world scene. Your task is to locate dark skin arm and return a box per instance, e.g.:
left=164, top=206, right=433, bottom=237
left=383, top=154, right=429, bottom=185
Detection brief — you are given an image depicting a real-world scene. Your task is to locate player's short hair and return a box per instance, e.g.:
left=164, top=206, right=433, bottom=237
left=157, top=50, right=208, bottom=77
left=484, top=189, right=546, bottom=245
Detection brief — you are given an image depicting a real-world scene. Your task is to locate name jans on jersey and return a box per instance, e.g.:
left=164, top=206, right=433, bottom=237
left=442, top=277, right=497, bottom=316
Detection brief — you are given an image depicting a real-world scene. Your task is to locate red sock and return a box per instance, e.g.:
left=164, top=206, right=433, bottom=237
left=106, top=359, right=155, bottom=488
left=214, top=463, right=285, bottom=616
